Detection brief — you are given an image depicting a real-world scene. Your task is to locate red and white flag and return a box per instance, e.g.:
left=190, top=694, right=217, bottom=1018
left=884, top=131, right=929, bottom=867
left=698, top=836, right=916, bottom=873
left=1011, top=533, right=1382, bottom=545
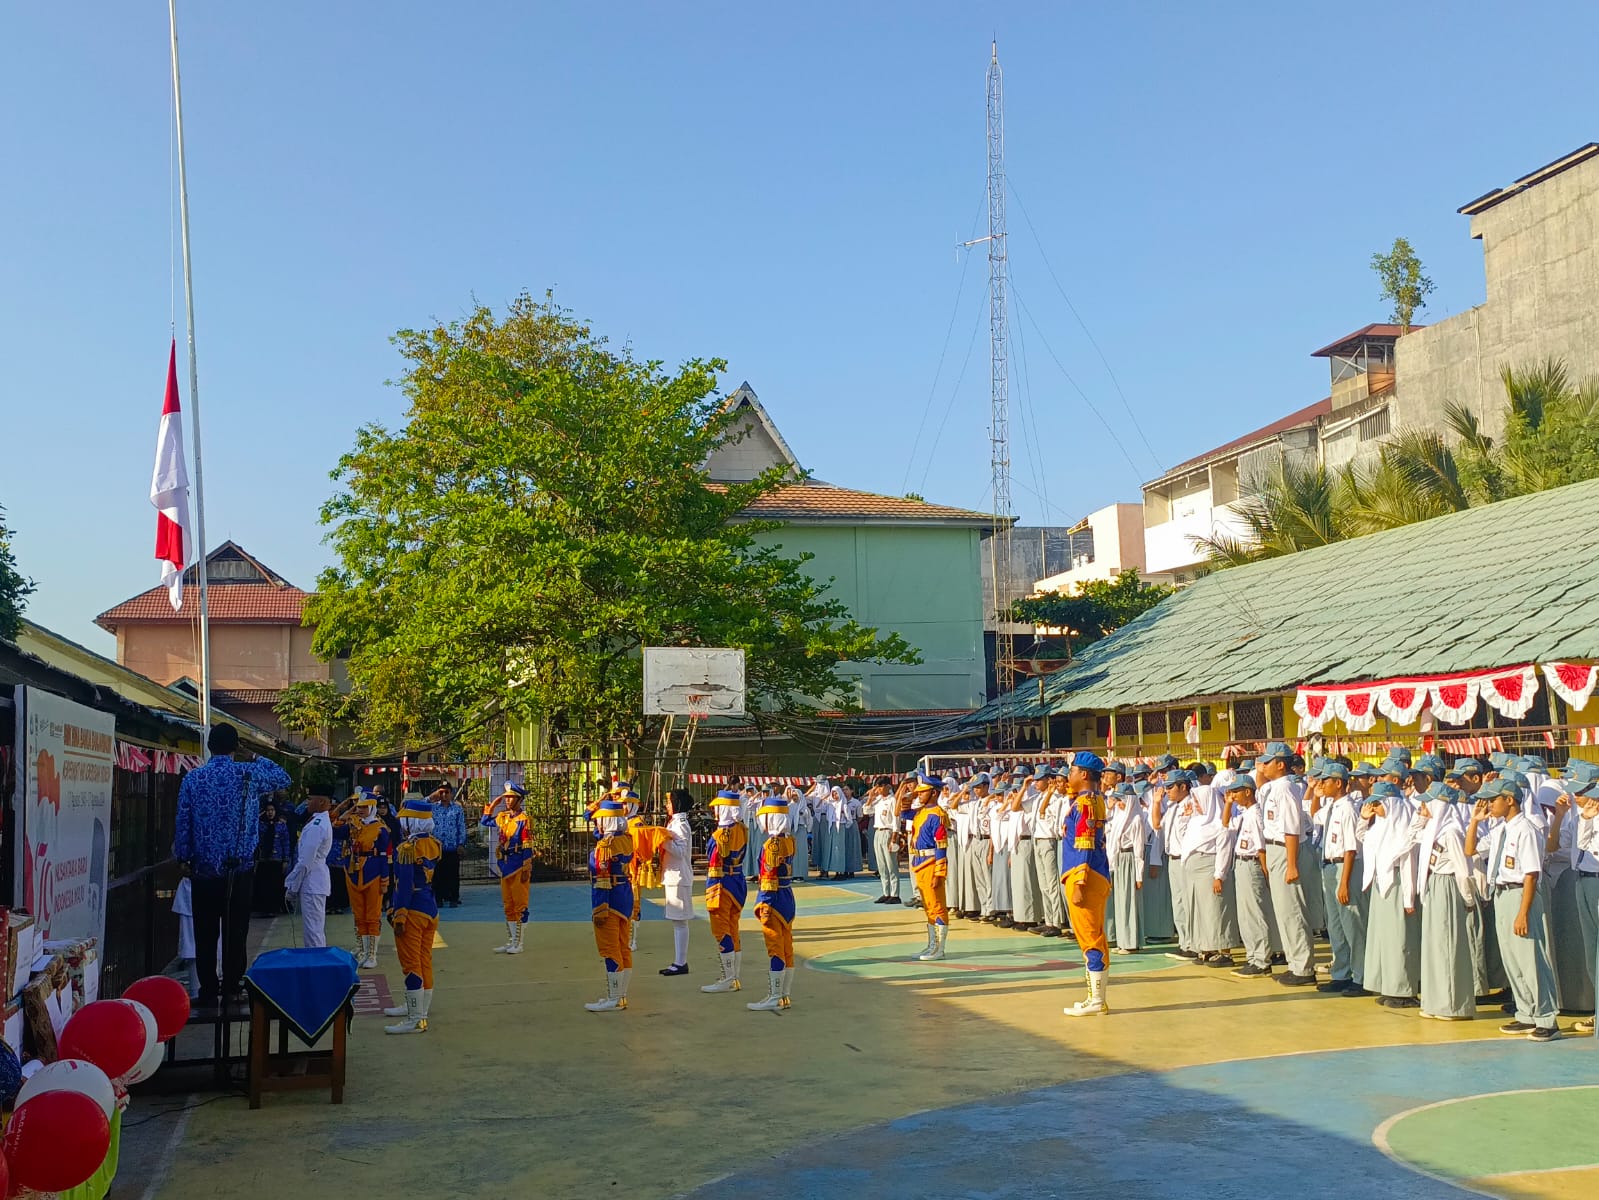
left=150, top=341, right=192, bottom=610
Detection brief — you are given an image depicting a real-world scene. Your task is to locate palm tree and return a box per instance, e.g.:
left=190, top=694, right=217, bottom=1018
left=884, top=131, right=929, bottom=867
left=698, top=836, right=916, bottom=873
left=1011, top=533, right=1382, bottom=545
left=1192, top=456, right=1344, bottom=566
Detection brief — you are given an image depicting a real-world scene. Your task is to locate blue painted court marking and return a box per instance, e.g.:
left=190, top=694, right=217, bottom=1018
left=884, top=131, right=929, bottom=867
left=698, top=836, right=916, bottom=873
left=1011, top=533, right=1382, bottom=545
left=686, top=1039, right=1599, bottom=1199
left=807, top=936, right=1176, bottom=981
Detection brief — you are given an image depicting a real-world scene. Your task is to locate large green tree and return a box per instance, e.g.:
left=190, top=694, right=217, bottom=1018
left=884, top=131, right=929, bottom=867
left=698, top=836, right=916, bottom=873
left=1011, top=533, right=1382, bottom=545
left=293, top=293, right=916, bottom=757
left=1371, top=236, right=1435, bottom=333
left=0, top=504, right=34, bottom=642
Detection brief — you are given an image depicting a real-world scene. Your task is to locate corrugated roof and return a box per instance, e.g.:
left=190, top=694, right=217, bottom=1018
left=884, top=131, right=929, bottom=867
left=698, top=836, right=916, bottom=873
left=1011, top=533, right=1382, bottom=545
left=1458, top=143, right=1599, bottom=217
left=96, top=584, right=309, bottom=631
left=1151, top=398, right=1331, bottom=485
left=213, top=688, right=285, bottom=706
left=1309, top=324, right=1419, bottom=358
left=725, top=482, right=998, bottom=526
left=976, top=477, right=1599, bottom=722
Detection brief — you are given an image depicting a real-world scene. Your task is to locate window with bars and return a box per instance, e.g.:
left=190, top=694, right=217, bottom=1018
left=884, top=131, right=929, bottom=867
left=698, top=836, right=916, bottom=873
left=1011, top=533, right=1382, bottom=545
left=1233, top=698, right=1268, bottom=740
left=1114, top=712, right=1139, bottom=737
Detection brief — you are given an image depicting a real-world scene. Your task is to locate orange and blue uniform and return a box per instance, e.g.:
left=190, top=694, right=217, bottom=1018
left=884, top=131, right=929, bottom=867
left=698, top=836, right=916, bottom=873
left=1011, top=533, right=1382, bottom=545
left=911, top=803, right=949, bottom=925
left=705, top=822, right=749, bottom=954
left=591, top=827, right=635, bottom=971
left=627, top=811, right=669, bottom=922
left=1060, top=787, right=1112, bottom=971
left=755, top=834, right=797, bottom=970
left=388, top=832, right=441, bottom=991
left=336, top=814, right=391, bottom=937
left=485, top=803, right=533, bottom=923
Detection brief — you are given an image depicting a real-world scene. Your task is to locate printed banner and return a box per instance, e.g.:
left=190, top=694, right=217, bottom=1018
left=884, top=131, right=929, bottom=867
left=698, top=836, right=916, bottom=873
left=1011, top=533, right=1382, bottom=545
left=23, top=688, right=115, bottom=961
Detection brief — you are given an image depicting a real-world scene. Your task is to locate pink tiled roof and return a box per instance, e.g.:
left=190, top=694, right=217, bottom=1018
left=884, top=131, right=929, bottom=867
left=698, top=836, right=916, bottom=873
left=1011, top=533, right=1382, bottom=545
left=722, top=482, right=997, bottom=525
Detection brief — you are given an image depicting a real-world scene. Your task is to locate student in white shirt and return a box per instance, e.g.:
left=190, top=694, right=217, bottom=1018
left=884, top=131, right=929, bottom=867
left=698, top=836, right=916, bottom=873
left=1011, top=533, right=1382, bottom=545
left=966, top=774, right=995, bottom=919
left=988, top=780, right=1019, bottom=926
left=1316, top=764, right=1369, bottom=995
left=1362, top=777, right=1421, bottom=1008
left=1105, top=780, right=1148, bottom=953
left=1032, top=771, right=1067, bottom=938
left=658, top=789, right=696, bottom=977
left=1257, top=742, right=1317, bottom=986
left=1544, top=774, right=1591, bottom=1015
left=1569, top=772, right=1599, bottom=1036
left=807, top=777, right=836, bottom=879
left=1174, top=770, right=1233, bottom=967
left=943, top=779, right=967, bottom=917
left=1467, top=778, right=1560, bottom=1040
left=787, top=786, right=812, bottom=881
left=869, top=778, right=902, bottom=904
left=1221, top=776, right=1275, bottom=977
left=284, top=792, right=334, bottom=949
left=1008, top=768, right=1046, bottom=931
left=1415, top=782, right=1476, bottom=1019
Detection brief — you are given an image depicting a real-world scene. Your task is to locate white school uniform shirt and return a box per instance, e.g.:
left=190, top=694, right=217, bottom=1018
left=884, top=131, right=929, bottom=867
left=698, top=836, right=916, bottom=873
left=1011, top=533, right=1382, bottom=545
left=1488, top=812, right=1545, bottom=886
left=661, top=812, right=695, bottom=920
left=870, top=793, right=898, bottom=830
left=1181, top=788, right=1230, bottom=859
left=971, top=794, right=994, bottom=838
left=1106, top=795, right=1149, bottom=880
left=1574, top=812, right=1599, bottom=873
left=1018, top=787, right=1043, bottom=836
left=1321, top=795, right=1363, bottom=865
left=1258, top=776, right=1307, bottom=844
left=1362, top=795, right=1418, bottom=905
left=1035, top=789, right=1066, bottom=842
left=1418, top=813, right=1475, bottom=905
left=284, top=812, right=332, bottom=897
left=991, top=801, right=1022, bottom=854
left=1214, top=804, right=1256, bottom=881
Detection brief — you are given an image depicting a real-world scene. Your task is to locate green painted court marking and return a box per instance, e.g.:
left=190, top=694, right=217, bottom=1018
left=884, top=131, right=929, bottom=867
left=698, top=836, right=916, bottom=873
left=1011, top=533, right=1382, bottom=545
left=1376, top=1086, right=1599, bottom=1182
left=807, top=936, right=1177, bottom=981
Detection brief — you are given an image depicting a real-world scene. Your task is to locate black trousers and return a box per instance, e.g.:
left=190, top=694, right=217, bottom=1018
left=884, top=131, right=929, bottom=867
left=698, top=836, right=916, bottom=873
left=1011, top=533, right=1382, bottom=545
left=434, top=849, right=461, bottom=904
left=191, top=867, right=255, bottom=1001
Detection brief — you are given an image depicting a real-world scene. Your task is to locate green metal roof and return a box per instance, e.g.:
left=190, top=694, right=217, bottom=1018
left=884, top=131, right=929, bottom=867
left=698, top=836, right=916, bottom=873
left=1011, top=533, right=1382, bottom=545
left=978, top=477, right=1599, bottom=721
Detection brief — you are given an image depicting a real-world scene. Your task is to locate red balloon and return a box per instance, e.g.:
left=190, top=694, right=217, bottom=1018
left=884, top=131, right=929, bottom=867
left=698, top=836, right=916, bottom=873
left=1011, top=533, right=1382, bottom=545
left=57, top=1000, right=146, bottom=1080
left=122, top=975, right=191, bottom=1042
left=3, top=1091, right=110, bottom=1193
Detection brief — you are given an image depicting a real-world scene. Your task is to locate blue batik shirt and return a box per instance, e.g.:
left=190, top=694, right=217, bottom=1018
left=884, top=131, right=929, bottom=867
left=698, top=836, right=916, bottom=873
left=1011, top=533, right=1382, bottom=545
left=434, top=801, right=468, bottom=851
left=173, top=754, right=293, bottom=878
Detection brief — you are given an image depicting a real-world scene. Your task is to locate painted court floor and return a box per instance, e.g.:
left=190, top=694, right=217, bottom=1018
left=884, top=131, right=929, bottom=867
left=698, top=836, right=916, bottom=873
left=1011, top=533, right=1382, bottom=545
left=119, top=876, right=1599, bottom=1199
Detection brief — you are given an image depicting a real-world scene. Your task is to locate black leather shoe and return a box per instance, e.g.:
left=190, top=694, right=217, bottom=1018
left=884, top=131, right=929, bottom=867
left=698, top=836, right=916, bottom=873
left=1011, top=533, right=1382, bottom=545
left=1276, top=973, right=1318, bottom=987
left=997, top=915, right=1015, bottom=928
left=1039, top=926, right=1061, bottom=937
left=1317, top=979, right=1353, bottom=993
left=885, top=896, right=902, bottom=904
left=659, top=963, right=689, bottom=976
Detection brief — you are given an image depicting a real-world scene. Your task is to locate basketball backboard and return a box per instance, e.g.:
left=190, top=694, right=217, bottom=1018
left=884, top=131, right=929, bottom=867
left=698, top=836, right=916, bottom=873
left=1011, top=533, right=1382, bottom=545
left=643, top=647, right=746, bottom=717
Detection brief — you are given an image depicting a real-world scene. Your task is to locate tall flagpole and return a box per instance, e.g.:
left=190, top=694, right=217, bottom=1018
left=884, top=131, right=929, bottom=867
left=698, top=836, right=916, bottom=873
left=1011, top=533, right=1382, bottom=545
left=169, top=0, right=211, bottom=746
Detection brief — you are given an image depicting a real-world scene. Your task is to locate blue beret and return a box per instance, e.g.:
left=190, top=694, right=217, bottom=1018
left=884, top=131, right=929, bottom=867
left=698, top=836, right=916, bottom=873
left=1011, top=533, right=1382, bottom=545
left=1072, top=751, right=1105, bottom=772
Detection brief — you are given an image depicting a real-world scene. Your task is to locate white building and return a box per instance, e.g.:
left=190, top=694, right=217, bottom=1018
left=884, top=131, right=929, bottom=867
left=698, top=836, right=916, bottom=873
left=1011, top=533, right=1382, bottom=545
left=1033, top=503, right=1158, bottom=592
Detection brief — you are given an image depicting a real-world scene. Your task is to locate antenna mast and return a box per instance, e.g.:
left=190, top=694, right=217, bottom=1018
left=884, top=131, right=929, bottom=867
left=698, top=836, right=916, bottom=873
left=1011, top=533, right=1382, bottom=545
left=986, top=42, right=1015, bottom=746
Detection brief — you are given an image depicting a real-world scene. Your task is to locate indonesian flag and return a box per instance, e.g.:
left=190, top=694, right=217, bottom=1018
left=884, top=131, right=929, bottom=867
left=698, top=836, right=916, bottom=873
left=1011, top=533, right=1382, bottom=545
left=150, top=341, right=193, bottom=610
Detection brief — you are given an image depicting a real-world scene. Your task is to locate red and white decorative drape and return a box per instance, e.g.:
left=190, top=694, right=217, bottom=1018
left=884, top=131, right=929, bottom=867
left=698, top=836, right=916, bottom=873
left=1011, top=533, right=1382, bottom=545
left=115, top=742, right=203, bottom=773
left=1295, top=663, right=1551, bottom=733
left=1543, top=662, right=1598, bottom=712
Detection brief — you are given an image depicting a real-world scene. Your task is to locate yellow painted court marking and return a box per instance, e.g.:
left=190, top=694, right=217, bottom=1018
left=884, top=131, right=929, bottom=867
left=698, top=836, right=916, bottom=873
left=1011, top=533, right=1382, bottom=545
left=432, top=930, right=448, bottom=949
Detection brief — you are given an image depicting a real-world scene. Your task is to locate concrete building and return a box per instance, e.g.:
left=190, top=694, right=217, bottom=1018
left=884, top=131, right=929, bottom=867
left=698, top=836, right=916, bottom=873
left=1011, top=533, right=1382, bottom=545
left=1033, top=503, right=1157, bottom=593
left=705, top=384, right=996, bottom=712
left=95, top=542, right=331, bottom=749
left=1396, top=143, right=1599, bottom=435
left=1139, top=398, right=1328, bottom=581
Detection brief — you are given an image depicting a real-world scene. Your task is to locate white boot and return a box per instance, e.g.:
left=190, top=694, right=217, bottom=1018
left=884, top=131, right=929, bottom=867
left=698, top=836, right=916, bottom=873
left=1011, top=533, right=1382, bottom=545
left=912, top=925, right=935, bottom=960
left=616, top=968, right=631, bottom=1009
left=1063, top=968, right=1092, bottom=1014
left=732, top=949, right=743, bottom=990
left=417, top=988, right=432, bottom=1030
left=746, top=969, right=784, bottom=1011
left=505, top=922, right=525, bottom=955
left=383, top=987, right=409, bottom=1017
left=628, top=921, right=638, bottom=952
left=701, top=951, right=739, bottom=993
left=585, top=971, right=624, bottom=1012
left=363, top=934, right=379, bottom=970
left=384, top=989, right=427, bottom=1034
left=918, top=924, right=947, bottom=961
left=779, top=967, right=794, bottom=1010
left=1064, top=969, right=1108, bottom=1017
left=494, top=921, right=516, bottom=953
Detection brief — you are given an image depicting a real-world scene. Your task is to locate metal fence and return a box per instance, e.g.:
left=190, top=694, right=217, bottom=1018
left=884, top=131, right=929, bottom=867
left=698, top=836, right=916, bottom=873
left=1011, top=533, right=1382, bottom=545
left=101, top=765, right=184, bottom=999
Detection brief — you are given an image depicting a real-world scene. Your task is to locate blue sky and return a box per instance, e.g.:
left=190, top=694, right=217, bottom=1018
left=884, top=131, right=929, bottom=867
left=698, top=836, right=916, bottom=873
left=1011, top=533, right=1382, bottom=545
left=4, top=2, right=1597, bottom=647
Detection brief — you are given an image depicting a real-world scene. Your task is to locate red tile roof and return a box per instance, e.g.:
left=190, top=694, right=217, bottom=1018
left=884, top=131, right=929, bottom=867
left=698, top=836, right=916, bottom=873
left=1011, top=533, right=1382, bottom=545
left=1154, top=397, right=1332, bottom=483
left=722, top=482, right=998, bottom=525
left=212, top=688, right=286, bottom=706
left=96, top=584, right=310, bottom=632
left=1309, top=324, right=1420, bottom=358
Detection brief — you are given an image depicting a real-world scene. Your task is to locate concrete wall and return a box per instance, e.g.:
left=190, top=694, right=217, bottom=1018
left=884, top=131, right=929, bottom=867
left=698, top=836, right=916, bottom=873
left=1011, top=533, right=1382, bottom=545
left=1034, top=503, right=1150, bottom=592
left=119, top=622, right=330, bottom=691
left=1395, top=153, right=1599, bottom=436
left=752, top=523, right=987, bottom=711
left=704, top=413, right=790, bottom=482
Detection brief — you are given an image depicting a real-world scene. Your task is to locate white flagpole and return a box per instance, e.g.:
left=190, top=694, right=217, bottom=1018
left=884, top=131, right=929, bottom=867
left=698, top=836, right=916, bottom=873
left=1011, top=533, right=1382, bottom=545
left=169, top=0, right=211, bottom=746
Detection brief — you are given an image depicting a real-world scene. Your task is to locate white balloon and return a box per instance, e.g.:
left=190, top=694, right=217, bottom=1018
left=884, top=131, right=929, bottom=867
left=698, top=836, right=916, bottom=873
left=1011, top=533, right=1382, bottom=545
left=116, top=998, right=159, bottom=1066
left=15, top=1058, right=115, bottom=1119
left=121, top=1034, right=165, bottom=1086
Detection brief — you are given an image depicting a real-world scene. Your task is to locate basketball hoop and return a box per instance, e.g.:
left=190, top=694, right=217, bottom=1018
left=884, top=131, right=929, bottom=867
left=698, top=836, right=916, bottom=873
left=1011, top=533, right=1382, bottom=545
left=685, top=693, right=711, bottom=721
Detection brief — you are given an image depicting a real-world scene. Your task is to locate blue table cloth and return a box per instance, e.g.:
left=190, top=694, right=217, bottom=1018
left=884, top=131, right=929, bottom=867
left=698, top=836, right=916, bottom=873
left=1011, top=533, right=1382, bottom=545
left=243, top=947, right=360, bottom=1045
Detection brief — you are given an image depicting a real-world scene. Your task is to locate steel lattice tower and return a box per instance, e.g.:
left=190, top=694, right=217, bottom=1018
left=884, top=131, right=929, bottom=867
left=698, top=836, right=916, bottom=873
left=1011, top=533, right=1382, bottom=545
left=985, top=42, right=1016, bottom=746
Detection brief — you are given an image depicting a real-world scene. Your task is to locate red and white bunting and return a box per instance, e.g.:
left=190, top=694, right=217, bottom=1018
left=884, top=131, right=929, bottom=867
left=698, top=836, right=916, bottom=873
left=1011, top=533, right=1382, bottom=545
left=1543, top=662, right=1598, bottom=713
left=1296, top=664, right=1547, bottom=732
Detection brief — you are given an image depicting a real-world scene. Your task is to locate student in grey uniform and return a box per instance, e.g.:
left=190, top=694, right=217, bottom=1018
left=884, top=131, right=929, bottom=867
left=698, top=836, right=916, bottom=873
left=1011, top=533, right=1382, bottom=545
left=1169, top=769, right=1232, bottom=966
left=1222, top=776, right=1274, bottom=978
left=1468, top=778, right=1560, bottom=1040
left=868, top=778, right=901, bottom=903
left=787, top=786, right=812, bottom=881
left=1416, top=781, right=1476, bottom=1020
left=943, top=778, right=966, bottom=917
left=1106, top=780, right=1148, bottom=952
left=1009, top=769, right=1045, bottom=931
left=808, top=777, right=836, bottom=879
left=1362, top=777, right=1422, bottom=1008
left=1317, top=764, right=1369, bottom=995
left=1156, top=768, right=1198, bottom=961
left=744, top=785, right=767, bottom=881
left=1258, top=742, right=1318, bottom=987
left=1032, top=769, right=1066, bottom=938
left=968, top=774, right=995, bottom=919
left=1570, top=773, right=1599, bottom=1036
left=1290, top=754, right=1326, bottom=935
left=1137, top=778, right=1175, bottom=942
left=988, top=782, right=1017, bottom=926
left=1545, top=764, right=1597, bottom=1015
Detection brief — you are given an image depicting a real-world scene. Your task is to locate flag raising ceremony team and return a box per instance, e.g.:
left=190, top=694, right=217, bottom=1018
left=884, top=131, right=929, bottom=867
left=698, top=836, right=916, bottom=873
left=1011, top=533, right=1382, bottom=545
left=193, top=749, right=1599, bottom=1042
